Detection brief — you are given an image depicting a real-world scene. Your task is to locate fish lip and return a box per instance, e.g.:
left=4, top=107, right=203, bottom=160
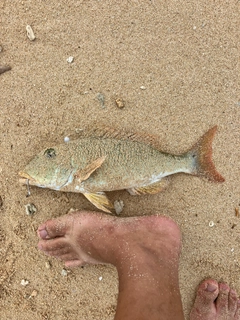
left=19, top=169, right=75, bottom=189
left=18, top=171, right=36, bottom=182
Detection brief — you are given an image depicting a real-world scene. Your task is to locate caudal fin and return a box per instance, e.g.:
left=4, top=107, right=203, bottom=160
left=188, top=126, right=225, bottom=182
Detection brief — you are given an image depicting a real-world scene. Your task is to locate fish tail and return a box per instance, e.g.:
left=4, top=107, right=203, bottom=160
left=187, top=126, right=225, bottom=182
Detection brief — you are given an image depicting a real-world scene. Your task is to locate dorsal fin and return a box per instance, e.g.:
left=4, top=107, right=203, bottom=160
left=78, top=123, right=163, bottom=150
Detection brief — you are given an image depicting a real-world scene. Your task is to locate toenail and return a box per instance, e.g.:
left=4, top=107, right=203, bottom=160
left=206, top=282, right=218, bottom=292
left=39, top=229, right=49, bottom=239
left=220, top=283, right=229, bottom=291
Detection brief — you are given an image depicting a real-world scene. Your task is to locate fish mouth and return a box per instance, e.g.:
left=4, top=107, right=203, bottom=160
left=18, top=170, right=75, bottom=189
left=19, top=171, right=37, bottom=185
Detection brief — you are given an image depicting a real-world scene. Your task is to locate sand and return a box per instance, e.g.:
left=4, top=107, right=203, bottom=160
left=0, top=0, right=239, bottom=319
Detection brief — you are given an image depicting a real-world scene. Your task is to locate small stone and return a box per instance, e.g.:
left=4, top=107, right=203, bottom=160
left=114, top=200, right=124, bottom=215
left=75, top=128, right=83, bottom=134
left=0, top=65, right=11, bottom=75
left=235, top=207, right=239, bottom=217
left=193, top=26, right=197, bottom=30
left=209, top=221, right=214, bottom=227
left=64, top=136, right=70, bottom=143
left=96, top=92, right=105, bottom=108
left=115, top=98, right=125, bottom=109
left=25, top=203, right=37, bottom=216
left=61, top=269, right=68, bottom=276
left=45, top=261, right=51, bottom=269
left=140, top=86, right=146, bottom=90
left=0, top=196, right=3, bottom=208
left=30, top=289, right=38, bottom=297
left=21, top=279, right=29, bottom=286
left=26, top=25, right=36, bottom=41
left=67, top=56, right=74, bottom=63
left=99, top=276, right=103, bottom=281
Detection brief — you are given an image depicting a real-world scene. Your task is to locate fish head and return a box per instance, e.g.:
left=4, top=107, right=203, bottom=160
left=19, top=146, right=76, bottom=190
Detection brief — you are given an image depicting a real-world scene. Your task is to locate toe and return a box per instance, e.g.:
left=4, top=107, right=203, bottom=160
left=57, top=252, right=80, bottom=262
left=65, top=260, right=86, bottom=268
left=43, top=247, right=74, bottom=258
left=216, top=282, right=230, bottom=315
left=190, top=279, right=219, bottom=320
left=38, top=216, right=73, bottom=239
left=235, top=300, right=240, bottom=319
left=38, top=238, right=71, bottom=253
left=228, top=289, right=238, bottom=315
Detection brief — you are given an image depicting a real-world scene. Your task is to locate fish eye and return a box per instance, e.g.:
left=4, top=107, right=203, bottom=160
left=44, top=148, right=56, bottom=159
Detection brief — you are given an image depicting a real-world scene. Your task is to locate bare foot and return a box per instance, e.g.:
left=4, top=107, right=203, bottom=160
left=37, top=211, right=184, bottom=320
left=190, top=278, right=240, bottom=320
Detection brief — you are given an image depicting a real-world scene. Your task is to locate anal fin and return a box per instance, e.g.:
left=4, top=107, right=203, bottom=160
left=127, top=178, right=169, bottom=195
left=83, top=192, right=114, bottom=213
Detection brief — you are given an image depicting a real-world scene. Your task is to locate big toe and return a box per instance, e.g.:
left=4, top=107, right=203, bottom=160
left=38, top=216, right=74, bottom=239
left=190, top=278, right=219, bottom=320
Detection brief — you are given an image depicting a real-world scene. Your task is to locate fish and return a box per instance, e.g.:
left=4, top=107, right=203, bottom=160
left=19, top=125, right=224, bottom=213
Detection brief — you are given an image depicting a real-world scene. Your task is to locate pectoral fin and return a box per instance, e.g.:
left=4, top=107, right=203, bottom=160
left=75, top=156, right=106, bottom=182
left=127, top=179, right=169, bottom=195
left=83, top=192, right=114, bottom=213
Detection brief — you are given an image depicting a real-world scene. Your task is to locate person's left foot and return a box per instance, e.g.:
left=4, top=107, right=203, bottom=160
left=190, top=279, right=240, bottom=320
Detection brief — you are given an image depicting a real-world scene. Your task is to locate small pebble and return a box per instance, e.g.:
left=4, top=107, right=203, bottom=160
left=209, top=221, right=214, bottom=227
left=67, top=56, right=74, bottom=63
left=21, top=279, right=29, bottom=286
left=75, top=128, right=83, bottom=134
left=0, top=196, right=3, bottom=208
left=235, top=207, right=239, bottom=217
left=0, top=65, right=11, bottom=75
left=114, top=200, right=124, bottom=215
left=140, top=86, right=146, bottom=90
left=96, top=92, right=105, bottom=108
left=30, top=289, right=38, bottom=297
left=25, top=203, right=37, bottom=216
left=99, top=276, right=103, bottom=281
left=61, top=269, right=68, bottom=276
left=45, top=261, right=51, bottom=269
left=64, top=136, right=70, bottom=143
left=115, top=98, right=125, bottom=109
left=26, top=25, right=36, bottom=41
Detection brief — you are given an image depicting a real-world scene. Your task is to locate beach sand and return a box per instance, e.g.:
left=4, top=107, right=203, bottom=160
left=0, top=1, right=239, bottom=319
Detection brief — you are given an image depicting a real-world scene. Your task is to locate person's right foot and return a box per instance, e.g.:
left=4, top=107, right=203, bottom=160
left=37, top=210, right=184, bottom=320
left=190, top=278, right=240, bottom=320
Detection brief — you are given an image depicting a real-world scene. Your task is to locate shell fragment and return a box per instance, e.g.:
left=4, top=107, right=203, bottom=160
left=26, top=25, right=36, bottom=41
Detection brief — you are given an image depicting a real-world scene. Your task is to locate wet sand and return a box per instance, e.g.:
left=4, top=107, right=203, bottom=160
left=0, top=1, right=239, bottom=319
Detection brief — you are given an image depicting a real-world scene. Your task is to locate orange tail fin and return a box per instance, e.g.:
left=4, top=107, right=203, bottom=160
left=188, top=126, right=225, bottom=182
